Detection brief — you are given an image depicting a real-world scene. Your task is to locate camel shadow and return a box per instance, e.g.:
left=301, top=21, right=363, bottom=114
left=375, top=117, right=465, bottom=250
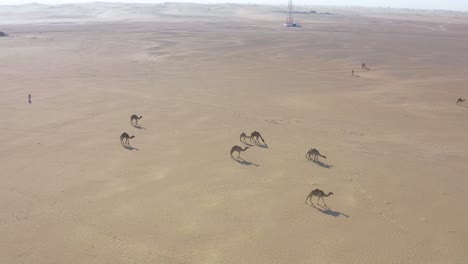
left=241, top=141, right=254, bottom=147
left=231, top=156, right=259, bottom=166
left=310, top=160, right=333, bottom=169
left=307, top=203, right=349, bottom=217
left=122, top=144, right=139, bottom=151
left=132, top=124, right=147, bottom=130
left=256, top=143, right=269, bottom=149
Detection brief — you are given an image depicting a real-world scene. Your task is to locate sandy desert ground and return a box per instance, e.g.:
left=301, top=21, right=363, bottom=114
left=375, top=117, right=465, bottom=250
left=1, top=3, right=468, bottom=264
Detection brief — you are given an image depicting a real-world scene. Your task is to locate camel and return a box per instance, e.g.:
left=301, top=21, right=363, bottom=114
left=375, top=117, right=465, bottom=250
left=130, top=114, right=143, bottom=126
left=230, top=145, right=249, bottom=157
left=250, top=131, right=266, bottom=144
left=305, top=189, right=334, bottom=207
left=306, top=148, right=327, bottom=162
left=120, top=132, right=135, bottom=145
left=456, top=98, right=465, bottom=104
left=240, top=132, right=251, bottom=143
left=362, top=63, right=370, bottom=70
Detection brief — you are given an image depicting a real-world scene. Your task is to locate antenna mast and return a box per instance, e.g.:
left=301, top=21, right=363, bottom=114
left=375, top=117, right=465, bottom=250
left=284, top=0, right=296, bottom=27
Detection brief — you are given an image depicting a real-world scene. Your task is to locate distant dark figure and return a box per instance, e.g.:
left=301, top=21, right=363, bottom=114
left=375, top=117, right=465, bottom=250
left=362, top=63, right=370, bottom=70
left=352, top=69, right=354, bottom=76
left=456, top=98, right=465, bottom=104
left=28, top=94, right=31, bottom=104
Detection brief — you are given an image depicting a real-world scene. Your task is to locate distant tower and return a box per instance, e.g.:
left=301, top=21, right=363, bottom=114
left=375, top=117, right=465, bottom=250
left=284, top=0, right=296, bottom=27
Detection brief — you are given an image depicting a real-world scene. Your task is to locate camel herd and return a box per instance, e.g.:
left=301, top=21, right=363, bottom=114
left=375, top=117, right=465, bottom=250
left=119, top=114, right=141, bottom=147
left=115, top=63, right=465, bottom=210
left=231, top=131, right=333, bottom=207
left=352, top=62, right=371, bottom=77
left=231, top=131, right=265, bottom=158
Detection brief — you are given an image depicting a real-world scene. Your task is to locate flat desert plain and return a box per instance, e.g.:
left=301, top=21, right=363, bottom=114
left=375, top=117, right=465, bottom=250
left=1, top=3, right=468, bottom=264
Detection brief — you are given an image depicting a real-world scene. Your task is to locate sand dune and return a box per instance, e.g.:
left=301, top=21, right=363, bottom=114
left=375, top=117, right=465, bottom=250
left=1, top=3, right=468, bottom=264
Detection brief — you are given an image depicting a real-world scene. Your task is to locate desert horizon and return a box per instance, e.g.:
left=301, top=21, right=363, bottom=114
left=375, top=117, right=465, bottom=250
left=1, top=2, right=467, bottom=264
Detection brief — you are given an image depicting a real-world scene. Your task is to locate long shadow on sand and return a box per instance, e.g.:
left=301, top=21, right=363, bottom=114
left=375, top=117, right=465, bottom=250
left=310, top=160, right=333, bottom=169
left=122, top=144, right=139, bottom=151
left=256, top=143, right=269, bottom=149
left=241, top=141, right=254, bottom=147
left=132, top=124, right=147, bottom=130
left=306, top=203, right=349, bottom=217
left=231, top=156, right=259, bottom=166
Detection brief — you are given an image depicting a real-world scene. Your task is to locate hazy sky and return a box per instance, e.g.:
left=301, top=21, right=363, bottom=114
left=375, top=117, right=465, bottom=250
left=1, top=0, right=468, bottom=12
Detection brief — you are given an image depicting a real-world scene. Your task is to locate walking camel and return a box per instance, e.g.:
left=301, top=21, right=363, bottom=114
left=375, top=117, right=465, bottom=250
left=240, top=132, right=251, bottom=143
left=250, top=131, right=266, bottom=144
left=456, top=98, right=465, bottom=104
left=130, top=114, right=143, bottom=126
left=230, top=145, right=249, bottom=158
left=305, top=189, right=334, bottom=207
left=306, top=148, right=327, bottom=162
left=120, top=132, right=135, bottom=145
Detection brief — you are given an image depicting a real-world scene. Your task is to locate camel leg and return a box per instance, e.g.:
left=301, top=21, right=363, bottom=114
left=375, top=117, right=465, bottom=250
left=305, top=195, right=311, bottom=204
left=321, top=197, right=327, bottom=207
left=309, top=196, right=315, bottom=206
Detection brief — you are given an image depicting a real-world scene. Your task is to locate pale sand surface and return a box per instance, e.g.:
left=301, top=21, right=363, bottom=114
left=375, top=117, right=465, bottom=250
left=1, top=3, right=468, bottom=264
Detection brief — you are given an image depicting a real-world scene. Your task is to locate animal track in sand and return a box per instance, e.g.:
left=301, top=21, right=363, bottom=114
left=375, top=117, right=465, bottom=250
left=348, top=169, right=426, bottom=260
left=264, top=119, right=296, bottom=126
left=265, top=119, right=285, bottom=125
left=342, top=129, right=365, bottom=137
